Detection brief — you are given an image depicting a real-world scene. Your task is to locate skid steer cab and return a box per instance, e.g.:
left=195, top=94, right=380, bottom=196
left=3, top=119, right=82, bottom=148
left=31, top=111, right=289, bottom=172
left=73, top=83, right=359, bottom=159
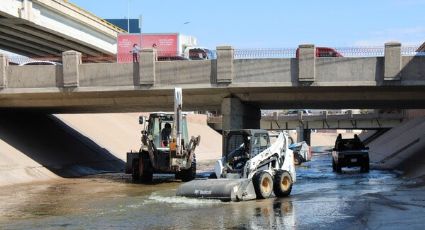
left=177, top=129, right=296, bottom=201
left=126, top=112, right=200, bottom=183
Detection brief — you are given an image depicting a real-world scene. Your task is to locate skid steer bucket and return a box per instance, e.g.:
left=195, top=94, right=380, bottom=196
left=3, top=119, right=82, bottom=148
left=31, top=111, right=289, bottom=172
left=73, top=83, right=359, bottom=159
left=176, top=178, right=257, bottom=202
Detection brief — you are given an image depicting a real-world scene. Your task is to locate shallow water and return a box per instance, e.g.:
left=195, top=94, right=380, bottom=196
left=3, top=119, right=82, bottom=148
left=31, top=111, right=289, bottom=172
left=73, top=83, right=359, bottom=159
left=0, top=153, right=404, bottom=229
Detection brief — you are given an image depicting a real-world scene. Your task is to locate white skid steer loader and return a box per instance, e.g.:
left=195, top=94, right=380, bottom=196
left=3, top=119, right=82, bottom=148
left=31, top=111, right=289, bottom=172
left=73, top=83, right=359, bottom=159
left=176, top=129, right=296, bottom=201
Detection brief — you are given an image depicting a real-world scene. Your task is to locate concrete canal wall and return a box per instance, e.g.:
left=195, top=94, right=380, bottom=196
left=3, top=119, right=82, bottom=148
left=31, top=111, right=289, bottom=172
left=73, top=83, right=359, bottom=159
left=0, top=112, right=424, bottom=187
left=0, top=113, right=222, bottom=186
left=369, top=117, right=425, bottom=178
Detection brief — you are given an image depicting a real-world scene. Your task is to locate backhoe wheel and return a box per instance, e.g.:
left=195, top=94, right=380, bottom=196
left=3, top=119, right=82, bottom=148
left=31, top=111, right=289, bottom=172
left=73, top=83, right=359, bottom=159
left=131, top=159, right=140, bottom=181
left=253, top=171, right=274, bottom=199
left=180, top=160, right=196, bottom=182
left=139, top=154, right=153, bottom=183
left=273, top=170, right=293, bottom=197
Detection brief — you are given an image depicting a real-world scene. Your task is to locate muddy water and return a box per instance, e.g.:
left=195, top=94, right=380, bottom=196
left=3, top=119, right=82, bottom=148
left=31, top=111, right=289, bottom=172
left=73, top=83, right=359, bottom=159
left=0, top=153, right=403, bottom=229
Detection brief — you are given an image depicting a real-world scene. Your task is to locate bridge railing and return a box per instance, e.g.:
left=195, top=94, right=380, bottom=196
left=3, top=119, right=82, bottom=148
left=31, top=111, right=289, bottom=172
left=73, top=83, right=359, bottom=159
left=2, top=41, right=424, bottom=89
left=233, top=45, right=422, bottom=59
left=6, top=55, right=115, bottom=65
left=234, top=48, right=296, bottom=59
left=6, top=45, right=423, bottom=64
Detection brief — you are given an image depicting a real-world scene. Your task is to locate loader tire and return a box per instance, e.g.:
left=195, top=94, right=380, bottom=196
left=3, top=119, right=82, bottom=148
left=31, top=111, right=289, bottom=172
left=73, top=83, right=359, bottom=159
left=294, top=153, right=302, bottom=165
left=253, top=171, right=274, bottom=199
left=273, top=170, right=292, bottom=197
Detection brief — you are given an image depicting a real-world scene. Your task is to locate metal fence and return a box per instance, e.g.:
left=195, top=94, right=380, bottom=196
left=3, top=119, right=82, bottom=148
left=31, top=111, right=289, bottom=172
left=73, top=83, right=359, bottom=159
left=4, top=45, right=424, bottom=64
left=233, top=45, right=423, bottom=59
left=234, top=48, right=296, bottom=59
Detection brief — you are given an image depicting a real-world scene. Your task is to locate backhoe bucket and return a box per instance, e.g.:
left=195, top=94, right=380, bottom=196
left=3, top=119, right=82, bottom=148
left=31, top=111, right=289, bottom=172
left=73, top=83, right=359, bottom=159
left=176, top=178, right=257, bottom=202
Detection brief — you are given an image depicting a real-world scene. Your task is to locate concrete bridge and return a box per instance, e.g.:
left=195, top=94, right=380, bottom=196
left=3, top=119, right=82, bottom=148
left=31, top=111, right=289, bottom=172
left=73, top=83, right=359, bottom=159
left=0, top=0, right=123, bottom=57
left=0, top=42, right=424, bottom=130
left=208, top=111, right=404, bottom=131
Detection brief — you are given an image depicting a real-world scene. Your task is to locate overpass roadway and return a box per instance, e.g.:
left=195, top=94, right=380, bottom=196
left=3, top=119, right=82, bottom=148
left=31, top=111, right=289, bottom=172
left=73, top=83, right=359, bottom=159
left=0, top=0, right=123, bottom=58
left=0, top=43, right=424, bottom=127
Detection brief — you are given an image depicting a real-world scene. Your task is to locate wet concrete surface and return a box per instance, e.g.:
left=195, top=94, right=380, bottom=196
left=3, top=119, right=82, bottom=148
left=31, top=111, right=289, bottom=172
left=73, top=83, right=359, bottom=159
left=1, top=151, right=425, bottom=229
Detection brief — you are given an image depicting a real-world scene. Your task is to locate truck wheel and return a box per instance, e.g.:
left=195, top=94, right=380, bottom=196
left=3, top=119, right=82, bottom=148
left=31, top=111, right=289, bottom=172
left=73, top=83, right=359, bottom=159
left=335, top=161, right=342, bottom=173
left=273, top=170, right=293, bottom=197
left=253, top=171, right=274, bottom=199
left=361, top=160, right=370, bottom=173
left=132, top=159, right=140, bottom=181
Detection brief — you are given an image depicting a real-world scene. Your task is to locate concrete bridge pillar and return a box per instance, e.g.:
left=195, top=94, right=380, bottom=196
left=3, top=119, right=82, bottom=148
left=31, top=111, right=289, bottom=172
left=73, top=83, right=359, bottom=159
left=0, top=54, right=7, bottom=89
left=296, top=126, right=303, bottom=143
left=216, top=46, right=234, bottom=84
left=296, top=125, right=311, bottom=145
left=298, top=44, right=316, bottom=82
left=62, top=50, right=81, bottom=87
left=384, top=42, right=402, bottom=81
left=303, top=129, right=312, bottom=145
left=139, top=48, right=156, bottom=86
left=221, top=97, right=260, bottom=131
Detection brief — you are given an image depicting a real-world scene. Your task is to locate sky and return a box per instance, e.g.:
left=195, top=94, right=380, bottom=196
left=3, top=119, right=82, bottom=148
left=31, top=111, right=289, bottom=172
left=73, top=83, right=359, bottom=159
left=71, top=0, right=425, bottom=49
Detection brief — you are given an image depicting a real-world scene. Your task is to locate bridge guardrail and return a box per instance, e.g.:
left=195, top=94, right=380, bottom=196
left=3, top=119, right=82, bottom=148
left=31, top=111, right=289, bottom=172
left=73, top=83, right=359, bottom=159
left=6, top=45, right=423, bottom=64
left=233, top=45, right=423, bottom=59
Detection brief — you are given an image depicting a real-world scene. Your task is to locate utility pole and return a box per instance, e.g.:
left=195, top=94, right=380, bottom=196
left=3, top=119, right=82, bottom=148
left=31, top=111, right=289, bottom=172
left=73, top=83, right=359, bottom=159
left=139, top=15, right=143, bottom=47
left=127, top=0, right=131, bottom=32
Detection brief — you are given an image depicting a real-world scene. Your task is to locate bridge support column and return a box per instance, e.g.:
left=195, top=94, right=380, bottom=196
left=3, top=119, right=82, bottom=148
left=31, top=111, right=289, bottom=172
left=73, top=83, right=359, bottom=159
left=62, top=51, right=81, bottom=87
left=296, top=125, right=311, bottom=145
left=0, top=54, right=7, bottom=89
left=221, top=97, right=260, bottom=131
left=303, top=129, right=311, bottom=145
left=139, top=48, right=156, bottom=86
left=298, top=44, right=316, bottom=82
left=384, top=42, right=402, bottom=81
left=216, top=46, right=234, bottom=84
left=296, top=126, right=304, bottom=143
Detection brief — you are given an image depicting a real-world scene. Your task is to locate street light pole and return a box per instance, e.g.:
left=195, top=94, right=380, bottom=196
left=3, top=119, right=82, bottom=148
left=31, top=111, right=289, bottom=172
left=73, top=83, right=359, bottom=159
left=139, top=15, right=143, bottom=48
left=127, top=0, right=131, bottom=32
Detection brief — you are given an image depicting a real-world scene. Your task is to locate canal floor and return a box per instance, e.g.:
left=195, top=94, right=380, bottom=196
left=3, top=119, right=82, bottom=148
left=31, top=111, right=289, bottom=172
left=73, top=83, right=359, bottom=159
left=1, top=153, right=424, bottom=229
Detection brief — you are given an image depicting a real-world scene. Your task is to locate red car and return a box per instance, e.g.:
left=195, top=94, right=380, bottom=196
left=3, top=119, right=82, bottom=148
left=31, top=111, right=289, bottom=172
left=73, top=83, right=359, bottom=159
left=296, top=47, right=343, bottom=58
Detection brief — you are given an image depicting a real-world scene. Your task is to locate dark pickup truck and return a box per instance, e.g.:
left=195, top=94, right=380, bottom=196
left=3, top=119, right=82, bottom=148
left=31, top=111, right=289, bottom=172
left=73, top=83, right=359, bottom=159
left=332, top=134, right=369, bottom=173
